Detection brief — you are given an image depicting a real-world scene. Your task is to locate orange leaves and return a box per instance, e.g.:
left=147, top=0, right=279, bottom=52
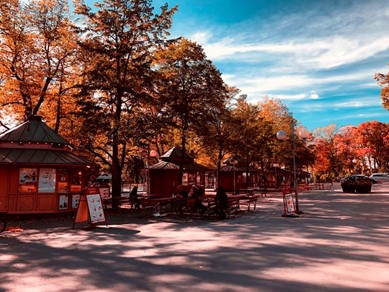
left=0, top=0, right=77, bottom=123
left=313, top=121, right=389, bottom=179
left=375, top=68, right=389, bottom=111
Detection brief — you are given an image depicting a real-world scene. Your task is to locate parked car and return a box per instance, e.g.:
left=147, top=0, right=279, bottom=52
left=341, top=175, right=375, bottom=193
left=369, top=173, right=389, bottom=183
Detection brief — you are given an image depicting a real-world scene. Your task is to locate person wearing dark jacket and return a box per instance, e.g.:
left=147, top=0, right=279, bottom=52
left=215, top=187, right=228, bottom=219
left=129, top=186, right=139, bottom=209
left=189, top=185, right=207, bottom=214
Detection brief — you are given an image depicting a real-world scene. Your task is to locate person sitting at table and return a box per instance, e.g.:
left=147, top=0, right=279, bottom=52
left=215, top=187, right=229, bottom=219
left=176, top=185, right=189, bottom=198
left=174, top=185, right=189, bottom=215
left=188, top=185, right=207, bottom=215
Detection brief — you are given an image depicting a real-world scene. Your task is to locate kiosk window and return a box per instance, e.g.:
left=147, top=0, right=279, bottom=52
left=70, top=171, right=82, bottom=193
left=38, top=168, right=56, bottom=193
left=58, top=169, right=69, bottom=193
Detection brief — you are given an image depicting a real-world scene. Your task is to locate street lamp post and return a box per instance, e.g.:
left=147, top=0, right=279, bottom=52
left=277, top=112, right=309, bottom=214
left=232, top=159, right=238, bottom=194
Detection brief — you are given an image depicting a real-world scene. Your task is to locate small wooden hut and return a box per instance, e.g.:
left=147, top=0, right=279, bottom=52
left=147, top=161, right=179, bottom=197
left=147, top=147, right=210, bottom=196
left=0, top=116, right=97, bottom=214
left=219, top=155, right=259, bottom=191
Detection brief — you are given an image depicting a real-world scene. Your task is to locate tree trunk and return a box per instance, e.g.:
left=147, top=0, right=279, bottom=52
left=178, top=127, right=186, bottom=185
left=111, top=135, right=122, bottom=209
left=54, top=93, right=61, bottom=133
left=111, top=98, right=122, bottom=209
left=216, top=148, right=223, bottom=189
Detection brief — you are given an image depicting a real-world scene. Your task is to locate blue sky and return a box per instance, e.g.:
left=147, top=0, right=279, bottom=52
left=84, top=0, right=389, bottom=131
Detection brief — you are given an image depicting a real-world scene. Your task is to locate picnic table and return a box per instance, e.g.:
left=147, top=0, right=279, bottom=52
left=101, top=191, right=261, bottom=218
left=138, top=196, right=188, bottom=216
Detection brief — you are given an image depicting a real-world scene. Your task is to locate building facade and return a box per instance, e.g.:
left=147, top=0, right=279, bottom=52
left=0, top=116, right=96, bottom=214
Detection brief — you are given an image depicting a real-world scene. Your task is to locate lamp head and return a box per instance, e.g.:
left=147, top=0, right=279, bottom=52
left=276, top=130, right=287, bottom=141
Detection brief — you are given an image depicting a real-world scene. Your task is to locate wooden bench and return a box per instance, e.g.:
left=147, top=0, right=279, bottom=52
left=226, top=198, right=240, bottom=218
left=259, top=188, right=267, bottom=197
left=139, top=197, right=177, bottom=216
left=239, top=195, right=259, bottom=211
left=102, top=196, right=129, bottom=209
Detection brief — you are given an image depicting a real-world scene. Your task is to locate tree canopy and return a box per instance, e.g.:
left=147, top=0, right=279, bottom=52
left=153, top=37, right=228, bottom=183
left=73, top=0, right=177, bottom=205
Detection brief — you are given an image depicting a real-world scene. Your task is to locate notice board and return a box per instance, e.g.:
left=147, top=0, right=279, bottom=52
left=284, top=193, right=295, bottom=214
left=282, top=189, right=297, bottom=217
left=73, top=187, right=107, bottom=228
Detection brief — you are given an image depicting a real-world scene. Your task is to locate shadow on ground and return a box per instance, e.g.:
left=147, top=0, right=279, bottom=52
left=1, top=185, right=389, bottom=291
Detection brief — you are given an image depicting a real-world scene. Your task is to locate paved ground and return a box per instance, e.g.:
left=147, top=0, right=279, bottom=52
left=1, top=183, right=389, bottom=292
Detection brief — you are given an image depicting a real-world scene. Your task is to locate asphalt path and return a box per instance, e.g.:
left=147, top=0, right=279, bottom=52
left=1, top=183, right=389, bottom=292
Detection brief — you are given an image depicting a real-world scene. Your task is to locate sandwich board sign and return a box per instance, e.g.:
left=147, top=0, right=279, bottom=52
left=73, top=187, right=107, bottom=229
left=282, top=189, right=298, bottom=217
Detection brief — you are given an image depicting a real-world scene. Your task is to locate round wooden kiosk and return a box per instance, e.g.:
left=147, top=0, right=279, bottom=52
left=219, top=155, right=259, bottom=191
left=147, top=147, right=210, bottom=196
left=148, top=161, right=180, bottom=197
left=0, top=116, right=96, bottom=214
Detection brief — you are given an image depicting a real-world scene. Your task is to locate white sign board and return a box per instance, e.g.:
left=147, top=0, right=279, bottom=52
left=285, top=193, right=295, bottom=214
left=86, top=194, right=106, bottom=224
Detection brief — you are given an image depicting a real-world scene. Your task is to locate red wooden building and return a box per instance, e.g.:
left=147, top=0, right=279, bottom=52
left=148, top=160, right=180, bottom=197
left=0, top=116, right=97, bottom=214
left=218, top=155, right=259, bottom=191
left=147, top=147, right=210, bottom=196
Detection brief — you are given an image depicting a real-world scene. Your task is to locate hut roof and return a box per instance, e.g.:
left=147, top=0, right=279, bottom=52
left=220, top=164, right=257, bottom=172
left=148, top=161, right=179, bottom=170
left=0, top=116, right=96, bottom=168
left=0, top=116, right=69, bottom=146
left=148, top=160, right=210, bottom=172
left=153, top=147, right=210, bottom=172
left=0, top=149, right=93, bottom=166
left=222, top=154, right=243, bottom=166
left=182, top=161, right=210, bottom=171
left=160, top=147, right=194, bottom=163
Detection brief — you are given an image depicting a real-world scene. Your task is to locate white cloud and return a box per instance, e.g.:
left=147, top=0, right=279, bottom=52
left=297, top=96, right=382, bottom=113
left=200, top=36, right=389, bottom=70
left=332, top=98, right=382, bottom=109
left=303, top=37, right=389, bottom=69
left=310, top=92, right=320, bottom=99
left=329, top=111, right=387, bottom=122
left=191, top=31, right=211, bottom=45
left=222, top=70, right=375, bottom=100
